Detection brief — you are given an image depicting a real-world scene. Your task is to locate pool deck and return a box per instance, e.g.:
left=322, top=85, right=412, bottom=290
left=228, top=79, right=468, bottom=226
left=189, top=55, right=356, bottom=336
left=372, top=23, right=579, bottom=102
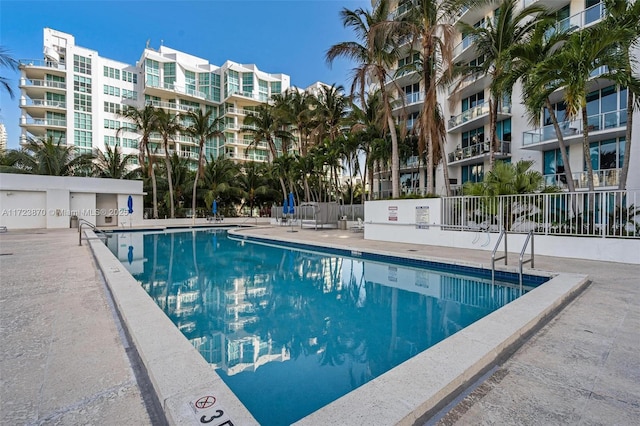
left=1, top=224, right=639, bottom=425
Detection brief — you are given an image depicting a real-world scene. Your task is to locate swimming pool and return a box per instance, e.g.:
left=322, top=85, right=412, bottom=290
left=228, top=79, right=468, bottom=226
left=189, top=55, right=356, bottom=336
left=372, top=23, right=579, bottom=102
left=107, top=228, right=546, bottom=425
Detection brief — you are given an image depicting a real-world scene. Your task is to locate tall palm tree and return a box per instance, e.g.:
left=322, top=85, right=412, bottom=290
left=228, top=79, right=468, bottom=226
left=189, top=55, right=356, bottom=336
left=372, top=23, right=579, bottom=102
left=326, top=0, right=402, bottom=198
left=604, top=0, right=640, bottom=190
left=460, top=0, right=548, bottom=169
left=6, top=136, right=94, bottom=176
left=238, top=161, right=278, bottom=216
left=390, top=0, right=463, bottom=195
left=202, top=155, right=242, bottom=213
left=242, top=104, right=294, bottom=197
left=529, top=23, right=640, bottom=191
left=120, top=105, right=159, bottom=218
left=182, top=108, right=225, bottom=223
left=154, top=108, right=182, bottom=218
left=272, top=89, right=316, bottom=156
left=93, top=143, right=139, bottom=179
left=516, top=22, right=576, bottom=192
left=0, top=46, right=18, bottom=99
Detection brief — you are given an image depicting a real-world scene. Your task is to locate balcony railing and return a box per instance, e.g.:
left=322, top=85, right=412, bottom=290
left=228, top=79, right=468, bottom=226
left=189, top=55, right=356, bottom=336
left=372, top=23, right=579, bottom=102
left=20, top=79, right=66, bottom=90
left=20, top=99, right=66, bottom=109
left=547, top=2, right=606, bottom=37
left=448, top=102, right=504, bottom=129
left=225, top=107, right=260, bottom=116
left=20, top=118, right=66, bottom=127
left=522, top=109, right=627, bottom=146
left=146, top=81, right=207, bottom=99
left=448, top=140, right=511, bottom=163
left=453, top=34, right=476, bottom=58
left=448, top=73, right=485, bottom=96
left=145, top=99, right=200, bottom=113
left=19, top=59, right=66, bottom=71
left=544, top=169, right=621, bottom=189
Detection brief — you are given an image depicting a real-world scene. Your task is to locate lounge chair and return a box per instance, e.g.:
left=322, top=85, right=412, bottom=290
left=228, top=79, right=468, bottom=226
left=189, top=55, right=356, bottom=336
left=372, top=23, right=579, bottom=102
left=351, top=218, right=365, bottom=232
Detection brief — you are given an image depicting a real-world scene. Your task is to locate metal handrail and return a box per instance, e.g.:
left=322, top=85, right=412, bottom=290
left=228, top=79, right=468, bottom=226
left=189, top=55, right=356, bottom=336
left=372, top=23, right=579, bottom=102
left=491, top=229, right=507, bottom=285
left=78, top=218, right=109, bottom=246
left=518, top=230, right=535, bottom=293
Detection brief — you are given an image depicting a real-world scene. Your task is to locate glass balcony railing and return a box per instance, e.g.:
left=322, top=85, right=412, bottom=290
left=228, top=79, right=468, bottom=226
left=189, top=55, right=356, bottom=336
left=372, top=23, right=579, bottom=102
left=544, top=168, right=620, bottom=189
left=20, top=118, right=66, bottom=127
left=522, top=109, right=627, bottom=146
left=20, top=79, right=66, bottom=90
left=447, top=102, right=511, bottom=129
left=146, top=81, right=207, bottom=99
left=19, top=59, right=66, bottom=71
left=448, top=140, right=510, bottom=163
left=547, top=2, right=606, bottom=37
left=453, top=34, right=476, bottom=58
left=20, top=99, right=66, bottom=109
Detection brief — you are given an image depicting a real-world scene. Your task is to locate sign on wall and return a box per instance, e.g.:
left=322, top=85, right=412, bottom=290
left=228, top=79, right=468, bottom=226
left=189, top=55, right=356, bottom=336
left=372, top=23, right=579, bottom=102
left=416, top=206, right=430, bottom=229
left=388, top=206, right=398, bottom=221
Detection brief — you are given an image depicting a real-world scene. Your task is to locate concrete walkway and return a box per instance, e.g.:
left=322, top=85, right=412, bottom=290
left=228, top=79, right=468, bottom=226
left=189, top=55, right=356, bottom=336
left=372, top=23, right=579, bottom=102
left=1, top=225, right=638, bottom=425
left=0, top=229, right=162, bottom=426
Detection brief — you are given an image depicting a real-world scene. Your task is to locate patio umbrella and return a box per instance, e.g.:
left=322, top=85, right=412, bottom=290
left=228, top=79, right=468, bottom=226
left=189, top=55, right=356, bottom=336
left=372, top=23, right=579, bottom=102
left=212, top=200, right=217, bottom=215
left=127, top=245, right=134, bottom=265
left=127, top=195, right=133, bottom=214
left=282, top=197, right=289, bottom=216
left=288, top=192, right=295, bottom=216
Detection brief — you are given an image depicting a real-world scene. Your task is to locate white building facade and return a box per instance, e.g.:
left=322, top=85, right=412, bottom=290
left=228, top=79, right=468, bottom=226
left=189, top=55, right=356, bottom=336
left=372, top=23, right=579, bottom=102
left=18, top=28, right=309, bottom=166
left=375, top=0, right=640, bottom=196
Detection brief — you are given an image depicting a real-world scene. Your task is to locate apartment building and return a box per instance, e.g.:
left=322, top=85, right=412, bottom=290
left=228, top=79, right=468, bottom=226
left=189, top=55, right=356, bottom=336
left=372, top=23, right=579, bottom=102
left=18, top=28, right=303, bottom=166
left=377, top=0, right=639, bottom=196
left=0, top=123, right=7, bottom=152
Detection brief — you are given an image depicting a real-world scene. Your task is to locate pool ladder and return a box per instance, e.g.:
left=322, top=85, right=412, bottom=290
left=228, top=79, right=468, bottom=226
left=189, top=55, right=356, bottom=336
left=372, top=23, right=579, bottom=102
left=491, top=229, right=535, bottom=292
left=78, top=219, right=110, bottom=246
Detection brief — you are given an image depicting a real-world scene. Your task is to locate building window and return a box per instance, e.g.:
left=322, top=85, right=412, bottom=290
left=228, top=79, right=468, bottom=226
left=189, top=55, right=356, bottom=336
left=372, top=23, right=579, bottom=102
left=122, top=70, right=137, bottom=84
left=122, top=89, right=137, bottom=99
left=462, top=91, right=484, bottom=112
left=122, top=138, right=138, bottom=149
left=242, top=73, right=253, bottom=94
left=589, top=137, right=625, bottom=171
left=103, top=85, right=120, bottom=97
left=74, top=93, right=92, bottom=112
left=73, top=55, right=91, bottom=75
left=226, top=70, right=239, bottom=97
left=544, top=148, right=569, bottom=186
left=145, top=59, right=160, bottom=87
left=73, top=75, right=92, bottom=93
left=258, top=79, right=268, bottom=101
left=104, top=102, right=121, bottom=114
left=462, top=163, right=484, bottom=184
left=104, top=135, right=120, bottom=147
left=74, top=112, right=92, bottom=130
left=73, top=130, right=92, bottom=147
left=103, top=66, right=120, bottom=80
left=270, top=81, right=281, bottom=95
left=104, top=119, right=120, bottom=129
left=462, top=126, right=485, bottom=149
left=164, top=62, right=176, bottom=86
left=185, top=70, right=196, bottom=95
left=496, top=118, right=511, bottom=142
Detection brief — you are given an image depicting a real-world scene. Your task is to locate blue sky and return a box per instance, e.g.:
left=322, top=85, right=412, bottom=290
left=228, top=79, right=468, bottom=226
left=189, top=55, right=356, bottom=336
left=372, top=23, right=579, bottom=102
left=0, top=0, right=370, bottom=149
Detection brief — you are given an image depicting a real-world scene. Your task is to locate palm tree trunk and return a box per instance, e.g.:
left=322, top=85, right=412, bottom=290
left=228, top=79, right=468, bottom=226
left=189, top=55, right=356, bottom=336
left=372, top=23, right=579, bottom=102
left=164, top=145, right=175, bottom=218
left=545, top=99, right=575, bottom=192
left=192, top=145, right=204, bottom=225
left=388, top=115, right=400, bottom=198
left=582, top=107, right=595, bottom=192
left=427, top=135, right=434, bottom=194
left=146, top=145, right=159, bottom=219
left=439, top=134, right=451, bottom=196
left=489, top=98, right=498, bottom=170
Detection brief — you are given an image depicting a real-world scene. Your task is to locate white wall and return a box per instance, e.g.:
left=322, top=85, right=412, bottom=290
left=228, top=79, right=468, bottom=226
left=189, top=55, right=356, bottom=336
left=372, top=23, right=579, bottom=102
left=364, top=199, right=640, bottom=265
left=0, top=174, right=144, bottom=229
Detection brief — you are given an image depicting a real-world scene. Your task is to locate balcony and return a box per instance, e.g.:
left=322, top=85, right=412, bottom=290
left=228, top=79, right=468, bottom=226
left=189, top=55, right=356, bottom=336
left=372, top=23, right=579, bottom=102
left=447, top=73, right=489, bottom=99
left=522, top=109, right=627, bottom=150
left=144, top=99, right=200, bottom=113
left=544, top=168, right=621, bottom=189
left=224, top=107, right=260, bottom=117
left=452, top=34, right=478, bottom=63
left=393, top=92, right=424, bottom=112
left=447, top=102, right=511, bottom=133
left=547, top=2, right=606, bottom=37
left=448, top=140, right=511, bottom=165
left=19, top=59, right=66, bottom=79
left=523, top=0, right=570, bottom=10
left=20, top=79, right=66, bottom=96
left=20, top=98, right=66, bottom=111
left=145, top=81, right=207, bottom=100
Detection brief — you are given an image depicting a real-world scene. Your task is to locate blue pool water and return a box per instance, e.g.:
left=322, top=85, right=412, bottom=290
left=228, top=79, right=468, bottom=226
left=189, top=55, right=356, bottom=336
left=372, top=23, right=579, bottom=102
left=108, top=228, right=542, bottom=425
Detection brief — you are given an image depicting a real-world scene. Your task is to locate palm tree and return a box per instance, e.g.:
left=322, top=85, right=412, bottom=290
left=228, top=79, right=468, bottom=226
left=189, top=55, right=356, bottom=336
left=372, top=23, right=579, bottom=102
left=120, top=105, right=159, bottom=218
left=93, top=143, right=139, bottom=179
left=460, top=0, right=548, bottom=169
left=603, top=0, right=640, bottom=190
left=237, top=161, right=278, bottom=217
left=326, top=0, right=402, bottom=198
left=6, top=136, right=94, bottom=176
left=242, top=104, right=295, bottom=197
left=182, top=108, right=225, bottom=223
left=202, top=155, right=241, bottom=214
left=516, top=22, right=576, bottom=192
left=530, top=22, right=640, bottom=192
left=390, top=0, right=463, bottom=195
left=154, top=108, right=182, bottom=218
left=0, top=46, right=18, bottom=99
left=272, top=89, right=316, bottom=156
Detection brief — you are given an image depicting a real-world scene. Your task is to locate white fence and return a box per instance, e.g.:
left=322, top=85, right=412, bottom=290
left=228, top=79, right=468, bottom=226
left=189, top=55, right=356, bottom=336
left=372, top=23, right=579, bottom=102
left=441, top=191, right=639, bottom=239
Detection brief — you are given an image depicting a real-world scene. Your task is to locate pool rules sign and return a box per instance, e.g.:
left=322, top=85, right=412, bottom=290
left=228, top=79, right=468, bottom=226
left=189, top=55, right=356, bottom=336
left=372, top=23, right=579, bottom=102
left=189, top=395, right=234, bottom=425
